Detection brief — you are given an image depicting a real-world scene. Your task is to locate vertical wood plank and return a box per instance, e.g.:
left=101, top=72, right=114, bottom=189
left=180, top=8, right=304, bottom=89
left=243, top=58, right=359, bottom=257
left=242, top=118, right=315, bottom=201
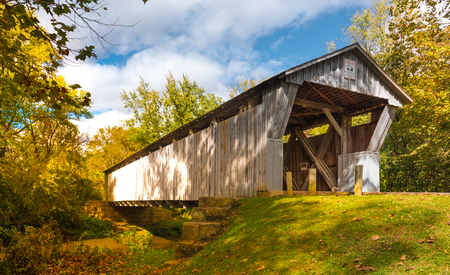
left=311, top=63, right=318, bottom=82
left=209, top=124, right=215, bottom=197
left=297, top=69, right=304, bottom=85
left=304, top=66, right=311, bottom=82
left=267, top=139, right=274, bottom=190
left=357, top=56, right=365, bottom=94
left=230, top=115, right=237, bottom=197
left=318, top=61, right=325, bottom=84
left=362, top=61, right=369, bottom=95
left=248, top=107, right=254, bottom=188
left=225, top=118, right=231, bottom=197
left=338, top=54, right=345, bottom=89
left=324, top=59, right=331, bottom=86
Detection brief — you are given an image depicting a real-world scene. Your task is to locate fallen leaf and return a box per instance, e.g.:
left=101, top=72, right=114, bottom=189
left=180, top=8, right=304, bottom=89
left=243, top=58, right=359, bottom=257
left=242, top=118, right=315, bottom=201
left=397, top=262, right=404, bottom=266
left=281, top=215, right=287, bottom=218
left=319, top=239, right=324, bottom=244
left=256, top=266, right=265, bottom=271
left=353, top=258, right=360, bottom=262
left=310, top=252, right=314, bottom=255
left=241, top=259, right=248, bottom=262
left=430, top=226, right=435, bottom=229
left=342, top=210, right=346, bottom=213
left=355, top=264, right=377, bottom=272
left=372, top=235, right=380, bottom=241
left=405, top=266, right=415, bottom=270
left=418, top=238, right=426, bottom=243
left=446, top=221, right=450, bottom=225
left=401, top=255, right=407, bottom=261
left=354, top=217, right=362, bottom=222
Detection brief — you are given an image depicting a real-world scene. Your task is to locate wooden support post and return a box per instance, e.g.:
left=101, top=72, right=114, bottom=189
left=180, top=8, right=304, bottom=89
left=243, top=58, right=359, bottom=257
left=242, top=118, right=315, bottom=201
left=283, top=166, right=299, bottom=190
left=309, top=168, right=316, bottom=195
left=355, top=165, right=363, bottom=195
left=341, top=115, right=351, bottom=154
left=286, top=172, right=293, bottom=196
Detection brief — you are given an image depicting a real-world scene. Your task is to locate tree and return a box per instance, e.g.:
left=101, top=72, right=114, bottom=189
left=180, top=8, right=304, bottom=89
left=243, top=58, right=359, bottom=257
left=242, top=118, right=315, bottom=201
left=0, top=8, right=100, bottom=242
left=86, top=126, right=140, bottom=197
left=341, top=0, right=450, bottom=192
left=0, top=5, right=91, bottom=125
left=340, top=0, right=392, bottom=65
left=1, top=0, right=147, bottom=110
left=379, top=0, right=450, bottom=192
left=121, top=72, right=224, bottom=147
left=228, top=77, right=265, bottom=98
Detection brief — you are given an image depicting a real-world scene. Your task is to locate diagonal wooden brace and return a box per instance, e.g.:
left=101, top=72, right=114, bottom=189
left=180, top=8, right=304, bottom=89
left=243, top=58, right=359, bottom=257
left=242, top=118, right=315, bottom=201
left=295, top=129, right=337, bottom=190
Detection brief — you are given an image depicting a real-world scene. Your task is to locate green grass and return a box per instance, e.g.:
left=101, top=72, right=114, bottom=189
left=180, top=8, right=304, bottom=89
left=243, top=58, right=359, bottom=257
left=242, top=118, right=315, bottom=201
left=66, top=215, right=113, bottom=240
left=169, top=194, right=450, bottom=274
left=145, top=220, right=184, bottom=241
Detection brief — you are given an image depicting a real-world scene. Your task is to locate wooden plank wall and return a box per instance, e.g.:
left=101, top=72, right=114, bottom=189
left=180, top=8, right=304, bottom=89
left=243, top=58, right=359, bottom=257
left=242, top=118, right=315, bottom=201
left=283, top=121, right=377, bottom=191
left=106, top=84, right=287, bottom=202
left=285, top=51, right=402, bottom=107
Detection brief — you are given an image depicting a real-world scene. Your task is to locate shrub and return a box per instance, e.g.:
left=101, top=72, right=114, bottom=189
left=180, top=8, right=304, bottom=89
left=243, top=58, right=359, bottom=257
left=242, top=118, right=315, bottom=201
left=1, top=223, right=62, bottom=274
left=113, top=229, right=153, bottom=253
left=145, top=220, right=184, bottom=238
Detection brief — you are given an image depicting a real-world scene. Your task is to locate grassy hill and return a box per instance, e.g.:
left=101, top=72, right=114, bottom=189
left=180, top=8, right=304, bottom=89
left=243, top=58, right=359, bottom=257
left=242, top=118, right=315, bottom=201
left=168, top=194, right=450, bottom=274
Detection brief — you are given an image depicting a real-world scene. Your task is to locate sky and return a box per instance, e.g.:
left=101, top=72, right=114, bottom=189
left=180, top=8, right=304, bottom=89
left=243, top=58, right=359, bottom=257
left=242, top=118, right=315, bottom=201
left=48, top=0, right=374, bottom=136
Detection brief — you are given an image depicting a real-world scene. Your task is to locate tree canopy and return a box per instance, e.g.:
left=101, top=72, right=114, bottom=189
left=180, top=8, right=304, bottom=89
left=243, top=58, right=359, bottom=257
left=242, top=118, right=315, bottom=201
left=340, top=0, right=450, bottom=192
left=121, top=73, right=224, bottom=148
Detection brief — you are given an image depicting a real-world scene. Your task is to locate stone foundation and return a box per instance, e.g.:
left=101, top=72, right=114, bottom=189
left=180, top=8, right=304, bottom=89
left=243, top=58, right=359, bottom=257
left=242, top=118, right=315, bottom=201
left=84, top=201, right=172, bottom=226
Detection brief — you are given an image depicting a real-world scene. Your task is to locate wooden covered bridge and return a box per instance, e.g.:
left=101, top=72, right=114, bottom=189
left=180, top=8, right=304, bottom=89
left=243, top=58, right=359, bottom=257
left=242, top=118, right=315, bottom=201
left=104, top=44, right=412, bottom=206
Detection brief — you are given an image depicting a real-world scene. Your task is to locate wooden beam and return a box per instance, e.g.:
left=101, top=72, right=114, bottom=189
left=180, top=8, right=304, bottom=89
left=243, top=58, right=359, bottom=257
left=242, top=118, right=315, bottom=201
left=294, top=98, right=345, bottom=113
left=293, top=112, right=324, bottom=116
left=295, top=129, right=337, bottom=189
left=317, top=125, right=335, bottom=160
left=271, top=82, right=299, bottom=139
left=312, top=86, right=334, bottom=106
left=367, top=105, right=398, bottom=152
left=339, top=89, right=359, bottom=105
left=283, top=134, right=296, bottom=165
left=288, top=118, right=304, bottom=125
left=341, top=116, right=352, bottom=155
left=323, top=109, right=343, bottom=137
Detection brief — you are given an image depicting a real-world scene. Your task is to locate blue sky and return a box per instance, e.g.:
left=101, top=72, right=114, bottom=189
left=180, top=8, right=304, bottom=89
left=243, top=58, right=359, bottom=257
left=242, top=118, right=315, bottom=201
left=49, top=0, right=373, bottom=135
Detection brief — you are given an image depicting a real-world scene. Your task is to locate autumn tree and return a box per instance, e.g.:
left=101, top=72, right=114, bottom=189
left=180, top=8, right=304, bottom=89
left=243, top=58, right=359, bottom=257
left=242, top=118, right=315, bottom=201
left=380, top=0, right=450, bottom=192
left=228, top=77, right=265, bottom=98
left=0, top=9, right=100, bottom=244
left=340, top=0, right=450, bottom=192
left=121, top=72, right=223, bottom=147
left=86, top=126, right=140, bottom=197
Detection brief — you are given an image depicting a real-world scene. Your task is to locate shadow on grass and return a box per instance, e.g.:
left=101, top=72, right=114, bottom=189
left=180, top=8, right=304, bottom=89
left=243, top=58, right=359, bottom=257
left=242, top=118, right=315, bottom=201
left=169, top=194, right=450, bottom=274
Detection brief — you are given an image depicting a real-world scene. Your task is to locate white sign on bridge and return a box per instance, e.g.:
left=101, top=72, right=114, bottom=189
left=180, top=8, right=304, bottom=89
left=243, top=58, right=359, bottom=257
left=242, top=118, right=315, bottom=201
left=344, top=58, right=356, bottom=80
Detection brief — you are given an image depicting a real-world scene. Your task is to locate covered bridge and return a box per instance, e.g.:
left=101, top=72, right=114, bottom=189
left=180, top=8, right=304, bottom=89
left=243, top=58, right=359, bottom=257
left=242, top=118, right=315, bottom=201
left=104, top=44, right=412, bottom=205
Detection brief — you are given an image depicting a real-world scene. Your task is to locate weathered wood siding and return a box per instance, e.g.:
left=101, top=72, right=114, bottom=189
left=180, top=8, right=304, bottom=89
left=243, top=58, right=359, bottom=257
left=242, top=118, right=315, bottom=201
left=338, top=151, right=380, bottom=192
left=283, top=122, right=377, bottom=191
left=106, top=82, right=298, bottom=201
left=285, top=51, right=403, bottom=107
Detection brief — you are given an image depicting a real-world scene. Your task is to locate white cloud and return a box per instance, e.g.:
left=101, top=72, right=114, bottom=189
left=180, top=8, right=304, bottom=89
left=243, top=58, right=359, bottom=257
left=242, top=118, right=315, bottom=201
left=52, top=0, right=372, bottom=129
left=72, top=111, right=133, bottom=138
left=270, top=36, right=285, bottom=51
